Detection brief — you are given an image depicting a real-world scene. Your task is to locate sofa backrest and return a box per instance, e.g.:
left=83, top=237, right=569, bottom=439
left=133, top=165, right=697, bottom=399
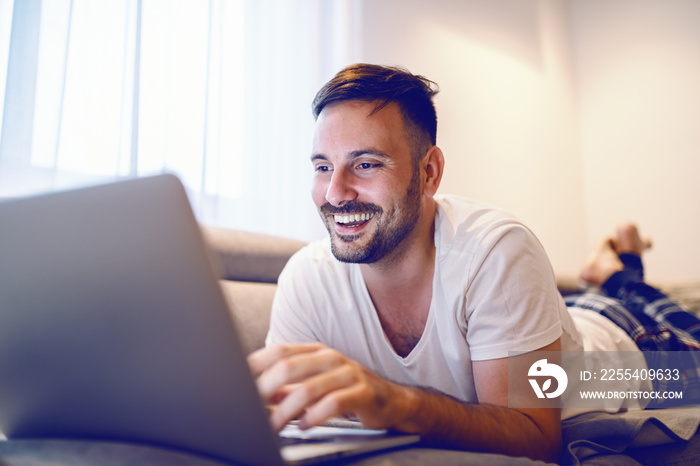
left=202, top=226, right=306, bottom=283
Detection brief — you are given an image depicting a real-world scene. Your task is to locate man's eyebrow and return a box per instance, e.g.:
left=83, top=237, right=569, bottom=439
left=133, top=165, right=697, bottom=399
left=349, top=149, right=391, bottom=159
left=310, top=150, right=390, bottom=162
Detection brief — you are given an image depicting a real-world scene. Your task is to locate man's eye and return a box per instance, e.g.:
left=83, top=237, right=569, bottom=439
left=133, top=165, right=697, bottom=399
left=315, top=165, right=330, bottom=172
left=358, top=162, right=379, bottom=170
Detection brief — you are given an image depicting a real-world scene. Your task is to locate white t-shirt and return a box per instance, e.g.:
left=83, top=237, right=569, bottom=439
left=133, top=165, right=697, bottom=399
left=267, top=195, right=639, bottom=415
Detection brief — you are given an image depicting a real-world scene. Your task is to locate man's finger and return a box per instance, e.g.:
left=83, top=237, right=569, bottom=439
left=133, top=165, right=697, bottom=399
left=298, top=384, right=366, bottom=430
left=256, top=347, right=347, bottom=399
left=269, top=366, right=358, bottom=430
left=247, top=343, right=324, bottom=376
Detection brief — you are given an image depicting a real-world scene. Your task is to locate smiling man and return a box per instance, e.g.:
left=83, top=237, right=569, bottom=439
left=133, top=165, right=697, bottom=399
left=247, top=64, right=580, bottom=462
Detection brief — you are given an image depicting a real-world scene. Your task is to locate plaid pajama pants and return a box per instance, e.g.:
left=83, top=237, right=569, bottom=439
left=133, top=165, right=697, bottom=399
left=564, top=254, right=700, bottom=351
left=564, top=254, right=700, bottom=404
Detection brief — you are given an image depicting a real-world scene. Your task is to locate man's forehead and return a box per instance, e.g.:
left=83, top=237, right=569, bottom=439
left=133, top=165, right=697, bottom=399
left=312, top=102, right=408, bottom=157
left=313, top=100, right=406, bottom=141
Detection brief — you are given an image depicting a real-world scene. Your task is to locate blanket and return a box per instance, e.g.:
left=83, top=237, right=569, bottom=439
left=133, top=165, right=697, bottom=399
left=561, top=407, right=700, bottom=465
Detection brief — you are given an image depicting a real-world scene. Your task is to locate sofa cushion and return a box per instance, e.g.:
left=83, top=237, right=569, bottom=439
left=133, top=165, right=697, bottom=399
left=219, top=280, right=275, bottom=354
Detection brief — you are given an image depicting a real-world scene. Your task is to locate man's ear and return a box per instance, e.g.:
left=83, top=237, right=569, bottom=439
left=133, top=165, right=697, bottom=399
left=420, top=146, right=444, bottom=197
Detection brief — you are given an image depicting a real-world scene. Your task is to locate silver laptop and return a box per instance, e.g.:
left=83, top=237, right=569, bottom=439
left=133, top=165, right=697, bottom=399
left=0, top=174, right=419, bottom=465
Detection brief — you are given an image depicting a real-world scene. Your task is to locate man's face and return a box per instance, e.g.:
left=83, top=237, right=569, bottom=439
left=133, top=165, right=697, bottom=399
left=311, top=100, right=422, bottom=264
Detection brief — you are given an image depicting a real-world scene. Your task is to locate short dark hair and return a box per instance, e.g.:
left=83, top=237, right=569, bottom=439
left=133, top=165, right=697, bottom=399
left=312, top=64, right=439, bottom=160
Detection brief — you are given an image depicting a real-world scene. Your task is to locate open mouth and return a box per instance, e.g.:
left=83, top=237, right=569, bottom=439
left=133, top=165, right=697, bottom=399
left=333, top=212, right=375, bottom=228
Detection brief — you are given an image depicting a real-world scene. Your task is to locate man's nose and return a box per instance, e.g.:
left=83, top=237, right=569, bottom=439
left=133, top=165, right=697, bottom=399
left=325, top=168, right=358, bottom=207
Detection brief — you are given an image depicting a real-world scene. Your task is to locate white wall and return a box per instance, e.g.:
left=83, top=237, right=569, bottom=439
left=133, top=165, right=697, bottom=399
left=358, top=0, right=587, bottom=277
left=569, top=0, right=700, bottom=283
left=354, top=0, right=700, bottom=282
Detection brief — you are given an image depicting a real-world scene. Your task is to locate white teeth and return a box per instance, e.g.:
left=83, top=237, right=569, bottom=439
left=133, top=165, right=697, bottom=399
left=334, top=212, right=374, bottom=224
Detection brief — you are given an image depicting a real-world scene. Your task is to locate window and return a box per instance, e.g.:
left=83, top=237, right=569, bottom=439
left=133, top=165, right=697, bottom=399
left=0, top=0, right=361, bottom=241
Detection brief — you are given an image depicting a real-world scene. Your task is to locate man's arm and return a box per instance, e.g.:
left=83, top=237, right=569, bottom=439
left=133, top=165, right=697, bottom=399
left=409, top=338, right=563, bottom=461
left=248, top=339, right=562, bottom=463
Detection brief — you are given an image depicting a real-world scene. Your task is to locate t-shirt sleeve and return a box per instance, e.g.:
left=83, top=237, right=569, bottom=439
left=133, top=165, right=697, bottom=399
left=464, top=224, right=563, bottom=360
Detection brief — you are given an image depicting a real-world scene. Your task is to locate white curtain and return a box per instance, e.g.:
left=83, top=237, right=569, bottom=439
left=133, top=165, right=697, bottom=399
left=0, top=0, right=362, bottom=241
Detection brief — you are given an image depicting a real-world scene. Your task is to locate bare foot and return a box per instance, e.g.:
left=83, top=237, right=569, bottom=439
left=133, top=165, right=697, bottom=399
left=612, top=223, right=652, bottom=256
left=579, top=238, right=624, bottom=286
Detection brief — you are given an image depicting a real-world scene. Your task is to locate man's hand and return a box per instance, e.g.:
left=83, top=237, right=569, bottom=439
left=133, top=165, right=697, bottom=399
left=247, top=343, right=415, bottom=432
left=249, top=340, right=563, bottom=463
